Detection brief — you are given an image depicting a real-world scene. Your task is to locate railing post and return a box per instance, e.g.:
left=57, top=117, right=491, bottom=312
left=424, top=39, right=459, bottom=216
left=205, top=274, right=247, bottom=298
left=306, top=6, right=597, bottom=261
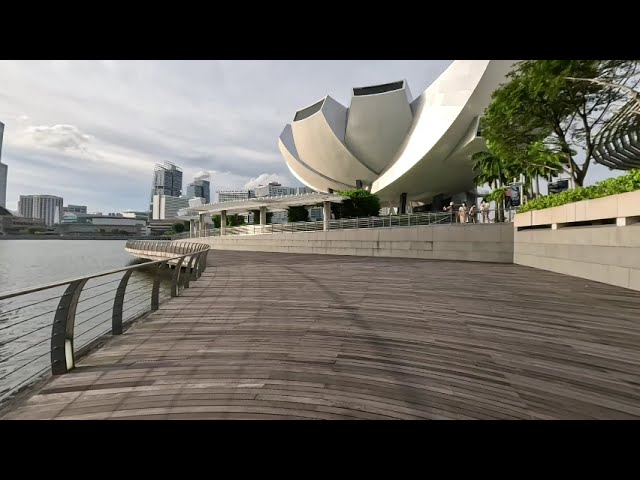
left=112, top=270, right=134, bottom=335
left=200, top=249, right=209, bottom=273
left=184, top=254, right=197, bottom=286
left=151, top=261, right=167, bottom=311
left=170, top=256, right=186, bottom=297
left=50, top=279, right=88, bottom=375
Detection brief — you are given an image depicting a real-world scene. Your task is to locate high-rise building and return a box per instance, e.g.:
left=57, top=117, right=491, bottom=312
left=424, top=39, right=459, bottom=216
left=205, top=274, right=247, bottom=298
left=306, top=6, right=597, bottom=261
left=63, top=204, right=88, bottom=214
left=0, top=121, right=7, bottom=208
left=254, top=182, right=297, bottom=197
left=186, top=172, right=211, bottom=203
left=18, top=194, right=63, bottom=226
left=151, top=193, right=191, bottom=220
left=151, top=162, right=183, bottom=199
left=217, top=190, right=256, bottom=203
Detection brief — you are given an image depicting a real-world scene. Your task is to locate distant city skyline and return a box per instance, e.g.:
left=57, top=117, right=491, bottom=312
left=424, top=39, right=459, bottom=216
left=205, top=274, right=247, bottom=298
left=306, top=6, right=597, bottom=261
left=0, top=60, right=624, bottom=212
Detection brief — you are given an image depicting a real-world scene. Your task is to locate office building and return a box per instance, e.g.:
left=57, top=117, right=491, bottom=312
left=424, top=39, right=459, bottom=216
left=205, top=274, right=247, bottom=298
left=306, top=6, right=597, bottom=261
left=63, top=204, right=87, bottom=214
left=186, top=172, right=211, bottom=203
left=56, top=213, right=143, bottom=236
left=0, top=206, right=45, bottom=235
left=217, top=190, right=256, bottom=203
left=254, top=182, right=297, bottom=198
left=122, top=210, right=149, bottom=222
left=151, top=162, right=183, bottom=198
left=152, top=193, right=191, bottom=220
left=0, top=121, right=7, bottom=208
left=18, top=194, right=64, bottom=226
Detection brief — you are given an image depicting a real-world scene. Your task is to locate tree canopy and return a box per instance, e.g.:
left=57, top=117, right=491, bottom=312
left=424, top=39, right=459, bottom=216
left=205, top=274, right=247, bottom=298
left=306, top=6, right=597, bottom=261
left=331, top=189, right=381, bottom=219
left=287, top=206, right=309, bottom=222
left=482, top=60, right=640, bottom=188
left=172, top=222, right=186, bottom=233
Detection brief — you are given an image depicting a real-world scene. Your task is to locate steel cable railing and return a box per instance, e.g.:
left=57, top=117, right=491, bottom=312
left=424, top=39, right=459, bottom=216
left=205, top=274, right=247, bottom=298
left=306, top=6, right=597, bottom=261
left=176, top=208, right=521, bottom=239
left=0, top=240, right=210, bottom=407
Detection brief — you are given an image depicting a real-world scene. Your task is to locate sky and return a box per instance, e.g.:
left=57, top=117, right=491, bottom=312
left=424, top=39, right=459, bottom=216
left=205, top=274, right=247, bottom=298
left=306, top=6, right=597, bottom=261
left=0, top=60, right=624, bottom=212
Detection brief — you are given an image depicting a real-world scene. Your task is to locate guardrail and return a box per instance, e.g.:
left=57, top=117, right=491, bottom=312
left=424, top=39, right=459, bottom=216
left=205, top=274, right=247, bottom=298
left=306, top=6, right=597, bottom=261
left=173, top=208, right=520, bottom=239
left=0, top=240, right=209, bottom=407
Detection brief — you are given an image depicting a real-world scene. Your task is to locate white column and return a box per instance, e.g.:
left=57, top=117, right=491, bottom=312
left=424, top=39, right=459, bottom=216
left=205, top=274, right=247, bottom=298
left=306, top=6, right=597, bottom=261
left=221, top=210, right=227, bottom=236
left=323, top=201, right=331, bottom=231
left=199, top=213, right=206, bottom=236
left=260, top=206, right=267, bottom=226
left=189, top=219, right=195, bottom=238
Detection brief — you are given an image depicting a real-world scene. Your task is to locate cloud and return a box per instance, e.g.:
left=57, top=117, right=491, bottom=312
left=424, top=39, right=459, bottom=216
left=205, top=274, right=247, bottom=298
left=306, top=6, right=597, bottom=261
left=25, top=124, right=92, bottom=151
left=0, top=60, right=458, bottom=212
left=244, top=173, right=289, bottom=190
left=194, top=171, right=210, bottom=180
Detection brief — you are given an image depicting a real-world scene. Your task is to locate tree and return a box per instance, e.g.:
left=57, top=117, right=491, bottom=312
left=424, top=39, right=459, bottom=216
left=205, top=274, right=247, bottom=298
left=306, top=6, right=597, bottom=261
left=227, top=214, right=245, bottom=227
left=172, top=222, right=186, bottom=233
left=212, top=215, right=221, bottom=228
left=288, top=206, right=309, bottom=222
left=331, top=189, right=381, bottom=219
left=483, top=60, right=640, bottom=187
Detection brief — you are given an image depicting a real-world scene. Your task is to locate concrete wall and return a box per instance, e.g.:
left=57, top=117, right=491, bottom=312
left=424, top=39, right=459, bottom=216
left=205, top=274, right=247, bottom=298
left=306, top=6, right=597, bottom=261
left=191, top=224, right=514, bottom=263
left=515, top=190, right=640, bottom=228
left=515, top=224, right=640, bottom=291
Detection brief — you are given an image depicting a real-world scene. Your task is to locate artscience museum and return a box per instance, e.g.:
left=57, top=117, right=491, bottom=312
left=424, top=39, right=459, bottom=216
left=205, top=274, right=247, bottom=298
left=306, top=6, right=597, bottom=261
left=278, top=60, right=517, bottom=212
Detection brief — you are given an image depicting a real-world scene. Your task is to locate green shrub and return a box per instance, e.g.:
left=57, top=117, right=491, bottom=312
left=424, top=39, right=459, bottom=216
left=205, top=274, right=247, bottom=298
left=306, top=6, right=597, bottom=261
left=331, top=189, right=381, bottom=219
left=288, top=206, right=309, bottom=222
left=519, top=169, right=640, bottom=213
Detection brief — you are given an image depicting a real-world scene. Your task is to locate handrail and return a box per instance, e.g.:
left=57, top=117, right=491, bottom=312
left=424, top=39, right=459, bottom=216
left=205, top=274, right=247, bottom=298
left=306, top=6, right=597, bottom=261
left=0, top=240, right=210, bottom=406
left=0, top=243, right=208, bottom=301
left=174, top=208, right=520, bottom=239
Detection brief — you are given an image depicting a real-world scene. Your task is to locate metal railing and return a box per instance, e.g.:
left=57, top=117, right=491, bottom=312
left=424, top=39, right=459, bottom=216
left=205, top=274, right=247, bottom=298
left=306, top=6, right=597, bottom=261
left=174, top=208, right=520, bottom=239
left=0, top=240, right=209, bottom=407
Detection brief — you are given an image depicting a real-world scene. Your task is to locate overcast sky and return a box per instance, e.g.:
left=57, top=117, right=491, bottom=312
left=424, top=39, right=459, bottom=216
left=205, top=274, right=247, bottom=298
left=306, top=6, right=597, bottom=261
left=0, top=60, right=622, bottom=212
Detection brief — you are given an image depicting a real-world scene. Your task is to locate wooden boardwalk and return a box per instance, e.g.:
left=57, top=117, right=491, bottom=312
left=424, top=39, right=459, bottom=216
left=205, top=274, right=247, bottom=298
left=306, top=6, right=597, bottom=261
left=3, top=251, right=640, bottom=420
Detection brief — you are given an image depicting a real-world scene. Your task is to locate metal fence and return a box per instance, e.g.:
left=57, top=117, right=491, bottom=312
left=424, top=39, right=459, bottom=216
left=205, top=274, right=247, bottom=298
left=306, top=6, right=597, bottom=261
left=174, top=208, right=520, bottom=239
left=0, top=240, right=209, bottom=407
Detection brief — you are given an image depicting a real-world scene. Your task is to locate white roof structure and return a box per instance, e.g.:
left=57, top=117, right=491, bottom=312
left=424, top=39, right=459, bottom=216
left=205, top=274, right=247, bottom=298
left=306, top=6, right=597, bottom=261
left=177, top=192, right=346, bottom=218
left=279, top=60, right=518, bottom=205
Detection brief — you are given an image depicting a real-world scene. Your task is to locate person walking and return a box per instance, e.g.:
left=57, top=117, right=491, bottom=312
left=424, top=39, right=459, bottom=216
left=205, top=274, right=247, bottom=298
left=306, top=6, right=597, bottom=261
left=458, top=202, right=468, bottom=224
left=468, top=203, right=478, bottom=223
left=480, top=199, right=490, bottom=223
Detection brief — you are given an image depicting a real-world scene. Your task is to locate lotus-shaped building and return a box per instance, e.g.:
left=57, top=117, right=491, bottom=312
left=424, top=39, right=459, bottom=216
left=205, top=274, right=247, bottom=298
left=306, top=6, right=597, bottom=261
left=278, top=60, right=517, bottom=210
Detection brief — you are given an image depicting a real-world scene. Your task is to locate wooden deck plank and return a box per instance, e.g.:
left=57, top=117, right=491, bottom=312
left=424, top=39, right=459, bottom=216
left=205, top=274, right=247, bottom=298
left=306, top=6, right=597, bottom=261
left=3, top=250, right=640, bottom=420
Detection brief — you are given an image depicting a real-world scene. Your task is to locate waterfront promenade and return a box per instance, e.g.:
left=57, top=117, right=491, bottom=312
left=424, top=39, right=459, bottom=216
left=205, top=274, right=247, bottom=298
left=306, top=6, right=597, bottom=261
left=3, top=251, right=640, bottom=420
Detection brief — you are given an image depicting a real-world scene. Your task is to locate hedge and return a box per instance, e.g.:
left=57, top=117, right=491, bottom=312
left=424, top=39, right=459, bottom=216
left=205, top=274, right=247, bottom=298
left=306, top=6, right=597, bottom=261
left=519, top=169, right=640, bottom=213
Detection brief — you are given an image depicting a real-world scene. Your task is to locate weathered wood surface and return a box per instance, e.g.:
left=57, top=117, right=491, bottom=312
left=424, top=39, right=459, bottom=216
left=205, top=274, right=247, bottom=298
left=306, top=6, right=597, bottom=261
left=3, top=251, right=640, bottom=420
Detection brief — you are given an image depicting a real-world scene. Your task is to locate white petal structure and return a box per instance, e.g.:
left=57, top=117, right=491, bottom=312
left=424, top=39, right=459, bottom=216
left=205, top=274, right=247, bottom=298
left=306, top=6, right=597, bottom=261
left=278, top=60, right=517, bottom=205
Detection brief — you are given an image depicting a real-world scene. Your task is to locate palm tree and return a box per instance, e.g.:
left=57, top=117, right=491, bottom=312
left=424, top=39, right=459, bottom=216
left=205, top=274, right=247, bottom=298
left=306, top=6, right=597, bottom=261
left=472, top=150, right=511, bottom=221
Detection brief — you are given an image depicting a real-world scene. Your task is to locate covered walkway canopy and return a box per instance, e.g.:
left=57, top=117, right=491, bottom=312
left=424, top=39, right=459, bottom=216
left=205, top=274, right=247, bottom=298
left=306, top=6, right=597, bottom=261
left=178, top=192, right=348, bottom=234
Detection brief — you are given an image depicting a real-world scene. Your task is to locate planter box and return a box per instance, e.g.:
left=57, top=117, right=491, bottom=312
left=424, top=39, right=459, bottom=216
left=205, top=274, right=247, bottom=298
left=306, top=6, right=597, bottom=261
left=515, top=190, right=640, bottom=228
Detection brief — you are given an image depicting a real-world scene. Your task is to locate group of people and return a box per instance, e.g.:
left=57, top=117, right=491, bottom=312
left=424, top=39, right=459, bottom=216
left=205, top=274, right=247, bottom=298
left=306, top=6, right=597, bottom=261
left=443, top=199, right=491, bottom=223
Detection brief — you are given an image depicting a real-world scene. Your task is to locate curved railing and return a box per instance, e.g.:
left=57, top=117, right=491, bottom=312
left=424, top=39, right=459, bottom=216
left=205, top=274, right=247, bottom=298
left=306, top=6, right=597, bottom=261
left=125, top=239, right=209, bottom=258
left=0, top=241, right=210, bottom=407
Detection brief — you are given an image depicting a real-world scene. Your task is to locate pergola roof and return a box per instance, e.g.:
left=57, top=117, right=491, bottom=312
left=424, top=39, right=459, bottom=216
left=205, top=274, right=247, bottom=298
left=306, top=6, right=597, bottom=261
left=177, top=192, right=347, bottom=218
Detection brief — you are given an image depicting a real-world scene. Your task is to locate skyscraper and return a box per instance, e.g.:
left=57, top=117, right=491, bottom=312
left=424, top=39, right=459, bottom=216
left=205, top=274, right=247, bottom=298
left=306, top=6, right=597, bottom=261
left=18, top=194, right=63, bottom=226
left=186, top=172, right=211, bottom=203
left=0, top=122, right=7, bottom=208
left=151, top=162, right=183, bottom=199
